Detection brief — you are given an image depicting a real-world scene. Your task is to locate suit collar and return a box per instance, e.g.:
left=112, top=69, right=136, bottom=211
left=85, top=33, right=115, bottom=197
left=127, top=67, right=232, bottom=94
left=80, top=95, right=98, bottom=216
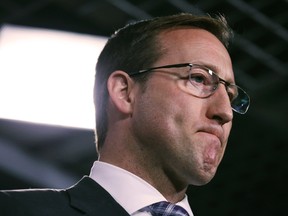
left=67, top=176, right=129, bottom=216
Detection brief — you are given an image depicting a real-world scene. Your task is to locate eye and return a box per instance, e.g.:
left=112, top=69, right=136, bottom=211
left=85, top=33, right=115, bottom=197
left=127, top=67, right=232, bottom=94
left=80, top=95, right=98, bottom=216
left=190, top=74, right=206, bottom=84
left=189, top=68, right=210, bottom=86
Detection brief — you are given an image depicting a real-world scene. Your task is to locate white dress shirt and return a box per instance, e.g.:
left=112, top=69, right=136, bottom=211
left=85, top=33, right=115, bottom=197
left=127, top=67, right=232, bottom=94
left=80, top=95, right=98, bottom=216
left=89, top=161, right=194, bottom=216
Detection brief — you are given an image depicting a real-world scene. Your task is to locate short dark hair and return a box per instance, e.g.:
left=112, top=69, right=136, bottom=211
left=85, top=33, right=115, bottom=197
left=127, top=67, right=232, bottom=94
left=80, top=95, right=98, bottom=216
left=94, top=13, right=234, bottom=150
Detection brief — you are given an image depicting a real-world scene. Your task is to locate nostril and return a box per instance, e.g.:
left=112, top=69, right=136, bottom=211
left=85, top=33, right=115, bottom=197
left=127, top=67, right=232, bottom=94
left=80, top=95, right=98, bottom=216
left=212, top=110, right=233, bottom=125
left=212, top=115, right=224, bottom=124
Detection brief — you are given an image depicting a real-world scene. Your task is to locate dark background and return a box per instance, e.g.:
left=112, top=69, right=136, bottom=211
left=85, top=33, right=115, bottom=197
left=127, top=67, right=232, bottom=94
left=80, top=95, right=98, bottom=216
left=0, top=0, right=287, bottom=215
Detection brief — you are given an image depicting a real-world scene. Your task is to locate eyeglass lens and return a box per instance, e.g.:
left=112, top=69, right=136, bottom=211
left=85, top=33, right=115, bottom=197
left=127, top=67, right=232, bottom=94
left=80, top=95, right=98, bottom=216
left=188, top=65, right=249, bottom=114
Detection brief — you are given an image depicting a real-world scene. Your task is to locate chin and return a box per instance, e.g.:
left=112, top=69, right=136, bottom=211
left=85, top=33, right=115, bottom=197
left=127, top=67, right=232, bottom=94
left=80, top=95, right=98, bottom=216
left=191, top=167, right=218, bottom=186
left=192, top=176, right=214, bottom=186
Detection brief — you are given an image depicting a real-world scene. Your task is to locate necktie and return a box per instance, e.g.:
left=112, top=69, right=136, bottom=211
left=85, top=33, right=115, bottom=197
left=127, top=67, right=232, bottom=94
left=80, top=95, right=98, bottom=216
left=145, top=201, right=189, bottom=216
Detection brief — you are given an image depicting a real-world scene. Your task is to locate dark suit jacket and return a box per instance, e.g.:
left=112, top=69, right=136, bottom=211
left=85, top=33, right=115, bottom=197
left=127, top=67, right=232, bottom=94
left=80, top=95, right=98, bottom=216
left=0, top=176, right=130, bottom=216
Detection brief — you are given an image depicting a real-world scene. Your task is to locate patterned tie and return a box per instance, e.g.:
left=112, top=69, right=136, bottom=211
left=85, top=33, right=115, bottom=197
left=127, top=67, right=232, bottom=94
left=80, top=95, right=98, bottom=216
left=145, top=201, right=189, bottom=216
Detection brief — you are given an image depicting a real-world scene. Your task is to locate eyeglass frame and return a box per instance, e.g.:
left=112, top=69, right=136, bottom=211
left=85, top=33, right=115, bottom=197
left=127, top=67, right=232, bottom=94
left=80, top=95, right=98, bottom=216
left=128, top=63, right=250, bottom=114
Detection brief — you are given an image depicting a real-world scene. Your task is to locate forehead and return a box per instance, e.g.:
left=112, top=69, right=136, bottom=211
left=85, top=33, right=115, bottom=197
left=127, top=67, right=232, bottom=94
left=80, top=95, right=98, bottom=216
left=157, top=28, right=234, bottom=82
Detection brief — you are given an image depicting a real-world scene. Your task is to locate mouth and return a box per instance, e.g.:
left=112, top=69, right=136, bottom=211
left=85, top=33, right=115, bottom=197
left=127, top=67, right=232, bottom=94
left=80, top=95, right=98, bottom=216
left=197, top=127, right=224, bottom=168
left=198, top=126, right=224, bottom=146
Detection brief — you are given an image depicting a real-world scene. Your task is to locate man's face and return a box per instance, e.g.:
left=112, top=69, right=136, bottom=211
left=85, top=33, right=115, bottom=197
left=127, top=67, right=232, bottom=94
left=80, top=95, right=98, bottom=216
left=130, top=28, right=234, bottom=186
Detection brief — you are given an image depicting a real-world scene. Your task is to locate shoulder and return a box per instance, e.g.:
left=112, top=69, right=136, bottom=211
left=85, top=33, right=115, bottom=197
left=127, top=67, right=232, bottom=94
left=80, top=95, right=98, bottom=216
left=0, top=187, right=68, bottom=202
left=0, top=176, right=128, bottom=216
left=0, top=186, right=71, bottom=216
left=0, top=177, right=97, bottom=216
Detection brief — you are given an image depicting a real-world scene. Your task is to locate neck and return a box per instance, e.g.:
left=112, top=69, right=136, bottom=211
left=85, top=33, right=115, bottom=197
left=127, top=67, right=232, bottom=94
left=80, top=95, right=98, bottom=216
left=99, top=142, right=188, bottom=203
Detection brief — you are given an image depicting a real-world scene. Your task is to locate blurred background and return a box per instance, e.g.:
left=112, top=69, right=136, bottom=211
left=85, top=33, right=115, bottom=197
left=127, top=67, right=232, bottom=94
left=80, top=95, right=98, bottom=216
left=0, top=0, right=287, bottom=215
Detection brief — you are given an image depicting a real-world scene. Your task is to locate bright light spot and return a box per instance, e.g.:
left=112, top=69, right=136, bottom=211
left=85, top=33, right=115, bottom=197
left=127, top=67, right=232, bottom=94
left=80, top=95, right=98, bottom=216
left=0, top=25, right=107, bottom=129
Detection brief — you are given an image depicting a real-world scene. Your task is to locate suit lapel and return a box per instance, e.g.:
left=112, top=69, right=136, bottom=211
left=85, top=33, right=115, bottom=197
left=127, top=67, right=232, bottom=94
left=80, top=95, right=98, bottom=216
left=67, top=176, right=129, bottom=216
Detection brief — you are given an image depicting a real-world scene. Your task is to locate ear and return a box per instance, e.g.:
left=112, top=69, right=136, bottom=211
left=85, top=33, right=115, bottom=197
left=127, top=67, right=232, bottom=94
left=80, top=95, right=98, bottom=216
left=107, top=70, right=135, bottom=114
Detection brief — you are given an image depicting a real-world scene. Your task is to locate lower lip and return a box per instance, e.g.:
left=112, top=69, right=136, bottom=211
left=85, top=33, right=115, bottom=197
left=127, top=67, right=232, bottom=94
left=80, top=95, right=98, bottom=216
left=199, top=132, right=221, bottom=165
left=205, top=145, right=218, bottom=164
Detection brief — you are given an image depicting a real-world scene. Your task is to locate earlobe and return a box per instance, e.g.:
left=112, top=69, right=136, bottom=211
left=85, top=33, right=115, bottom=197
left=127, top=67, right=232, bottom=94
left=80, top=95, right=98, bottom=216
left=107, top=70, right=135, bottom=114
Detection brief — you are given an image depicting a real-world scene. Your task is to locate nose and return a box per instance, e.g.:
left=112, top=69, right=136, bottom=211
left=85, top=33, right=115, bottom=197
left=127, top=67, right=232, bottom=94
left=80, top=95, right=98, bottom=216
left=206, top=84, right=233, bottom=125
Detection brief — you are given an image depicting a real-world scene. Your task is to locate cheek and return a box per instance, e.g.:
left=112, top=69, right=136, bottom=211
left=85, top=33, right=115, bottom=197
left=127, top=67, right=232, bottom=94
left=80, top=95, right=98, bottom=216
left=131, top=91, right=170, bottom=142
left=132, top=78, right=205, bottom=152
left=223, top=122, right=232, bottom=142
left=131, top=87, right=189, bottom=149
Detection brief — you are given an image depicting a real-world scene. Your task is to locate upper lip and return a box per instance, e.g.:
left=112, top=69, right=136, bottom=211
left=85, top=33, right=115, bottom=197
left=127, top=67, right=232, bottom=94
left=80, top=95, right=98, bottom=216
left=198, top=126, right=224, bottom=145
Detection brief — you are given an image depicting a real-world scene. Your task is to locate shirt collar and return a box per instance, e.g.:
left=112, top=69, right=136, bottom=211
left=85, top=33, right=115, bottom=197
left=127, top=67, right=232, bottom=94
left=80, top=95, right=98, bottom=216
left=89, top=161, right=193, bottom=215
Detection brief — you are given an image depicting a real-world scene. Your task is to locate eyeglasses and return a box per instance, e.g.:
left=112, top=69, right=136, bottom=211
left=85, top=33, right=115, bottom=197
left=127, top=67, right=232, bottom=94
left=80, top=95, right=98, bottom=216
left=129, top=63, right=250, bottom=114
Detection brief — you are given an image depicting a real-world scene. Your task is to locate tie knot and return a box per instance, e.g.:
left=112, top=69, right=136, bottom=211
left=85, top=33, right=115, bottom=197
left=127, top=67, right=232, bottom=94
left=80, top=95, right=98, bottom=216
left=146, top=201, right=189, bottom=216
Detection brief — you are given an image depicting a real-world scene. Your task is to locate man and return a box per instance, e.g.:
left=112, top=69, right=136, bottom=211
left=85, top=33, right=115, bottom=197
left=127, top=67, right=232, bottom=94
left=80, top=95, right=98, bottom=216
left=0, top=13, right=250, bottom=215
